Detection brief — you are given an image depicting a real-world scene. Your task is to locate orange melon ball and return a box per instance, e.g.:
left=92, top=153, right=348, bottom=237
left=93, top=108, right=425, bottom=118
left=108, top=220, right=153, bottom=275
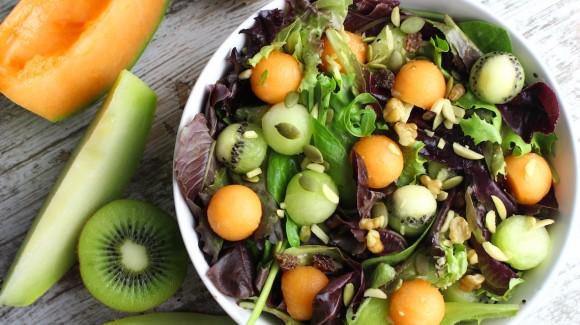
left=391, top=60, right=446, bottom=109
left=281, top=266, right=330, bottom=321
left=505, top=153, right=552, bottom=205
left=389, top=278, right=445, bottom=325
left=352, top=135, right=404, bottom=189
left=250, top=50, right=302, bottom=104
left=207, top=185, right=262, bottom=241
left=321, top=31, right=366, bottom=72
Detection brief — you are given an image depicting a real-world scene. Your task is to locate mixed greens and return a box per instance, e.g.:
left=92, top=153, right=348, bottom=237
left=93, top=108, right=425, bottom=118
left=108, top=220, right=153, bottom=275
left=175, top=0, right=561, bottom=324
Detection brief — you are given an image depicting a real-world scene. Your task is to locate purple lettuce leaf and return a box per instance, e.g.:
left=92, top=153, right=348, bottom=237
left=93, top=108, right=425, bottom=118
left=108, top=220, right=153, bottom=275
left=187, top=199, right=223, bottom=265
left=312, top=270, right=366, bottom=325
left=174, top=114, right=225, bottom=263
left=344, top=0, right=400, bottom=35
left=326, top=213, right=368, bottom=257
left=416, top=129, right=479, bottom=170
left=353, top=151, right=395, bottom=220
left=518, top=185, right=559, bottom=219
left=471, top=239, right=520, bottom=296
left=207, top=243, right=257, bottom=298
left=465, top=163, right=518, bottom=217
left=175, top=114, right=217, bottom=201
left=376, top=228, right=408, bottom=256
left=426, top=15, right=483, bottom=75
left=206, top=49, right=256, bottom=125
left=427, top=189, right=459, bottom=259
left=496, top=82, right=560, bottom=142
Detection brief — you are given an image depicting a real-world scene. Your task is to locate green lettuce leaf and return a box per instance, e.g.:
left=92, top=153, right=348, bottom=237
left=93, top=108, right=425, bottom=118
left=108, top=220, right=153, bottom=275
left=435, top=244, right=468, bottom=290
left=346, top=297, right=391, bottom=325
left=478, top=277, right=525, bottom=302
left=398, top=141, right=427, bottom=187
left=460, top=113, right=502, bottom=145
left=501, top=127, right=531, bottom=156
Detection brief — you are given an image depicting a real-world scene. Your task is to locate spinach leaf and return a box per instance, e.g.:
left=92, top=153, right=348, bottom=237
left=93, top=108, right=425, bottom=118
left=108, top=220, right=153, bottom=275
left=312, top=117, right=357, bottom=208
left=285, top=216, right=301, bottom=248
left=458, top=21, right=513, bottom=53
left=266, top=150, right=300, bottom=204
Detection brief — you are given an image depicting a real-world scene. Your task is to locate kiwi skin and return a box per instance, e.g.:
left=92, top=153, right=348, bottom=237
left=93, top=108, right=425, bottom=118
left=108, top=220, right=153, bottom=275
left=78, top=199, right=188, bottom=312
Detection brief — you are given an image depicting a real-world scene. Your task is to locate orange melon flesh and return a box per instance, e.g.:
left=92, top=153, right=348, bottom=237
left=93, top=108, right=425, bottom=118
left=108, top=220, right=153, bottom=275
left=0, top=0, right=168, bottom=121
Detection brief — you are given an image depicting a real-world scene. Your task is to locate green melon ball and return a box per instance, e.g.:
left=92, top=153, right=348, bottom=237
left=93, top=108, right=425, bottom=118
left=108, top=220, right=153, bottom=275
left=388, top=185, right=437, bottom=238
left=215, top=122, right=268, bottom=174
left=491, top=215, right=550, bottom=270
left=262, top=102, right=312, bottom=155
left=284, top=170, right=339, bottom=226
left=469, top=51, right=525, bottom=104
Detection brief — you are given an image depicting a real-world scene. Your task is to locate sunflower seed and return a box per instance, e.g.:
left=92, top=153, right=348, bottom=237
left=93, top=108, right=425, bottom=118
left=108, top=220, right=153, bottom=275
left=532, top=218, right=555, bottom=230
left=238, top=69, right=253, bottom=80
left=243, top=130, right=259, bottom=139
left=391, top=7, right=401, bottom=27
left=485, top=210, right=497, bottom=234
left=311, top=224, right=329, bottom=244
left=306, top=163, right=326, bottom=174
left=322, top=184, right=340, bottom=204
left=243, top=175, right=260, bottom=183
left=491, top=195, right=507, bottom=220
left=482, top=241, right=509, bottom=262
left=245, top=167, right=262, bottom=179
left=452, top=142, right=484, bottom=160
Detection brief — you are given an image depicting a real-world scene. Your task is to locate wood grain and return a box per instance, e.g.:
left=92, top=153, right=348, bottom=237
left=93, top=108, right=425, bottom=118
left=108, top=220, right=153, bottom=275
left=0, top=0, right=578, bottom=324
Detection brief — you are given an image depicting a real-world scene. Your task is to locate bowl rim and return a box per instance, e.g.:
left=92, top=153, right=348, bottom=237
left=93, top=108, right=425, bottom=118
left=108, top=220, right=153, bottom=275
left=173, top=0, right=580, bottom=324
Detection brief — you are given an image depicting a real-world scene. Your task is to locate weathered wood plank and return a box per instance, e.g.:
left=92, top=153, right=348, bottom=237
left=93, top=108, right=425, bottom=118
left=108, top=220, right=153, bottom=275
left=0, top=0, right=578, bottom=324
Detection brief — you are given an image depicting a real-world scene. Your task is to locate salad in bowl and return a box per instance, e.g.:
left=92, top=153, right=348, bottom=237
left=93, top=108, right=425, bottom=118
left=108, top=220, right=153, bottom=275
left=174, top=0, right=577, bottom=324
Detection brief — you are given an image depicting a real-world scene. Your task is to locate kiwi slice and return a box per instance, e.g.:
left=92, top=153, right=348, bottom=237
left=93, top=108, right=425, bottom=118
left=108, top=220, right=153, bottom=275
left=388, top=185, right=438, bottom=238
left=469, top=51, right=525, bottom=104
left=78, top=199, right=188, bottom=312
left=215, top=122, right=268, bottom=174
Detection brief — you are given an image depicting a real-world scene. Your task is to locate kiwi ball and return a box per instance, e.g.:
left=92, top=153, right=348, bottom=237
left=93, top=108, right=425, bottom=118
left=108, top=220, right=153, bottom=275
left=388, top=185, right=437, bottom=238
left=469, top=51, right=525, bottom=104
left=78, top=199, right=188, bottom=312
left=215, top=122, right=268, bottom=174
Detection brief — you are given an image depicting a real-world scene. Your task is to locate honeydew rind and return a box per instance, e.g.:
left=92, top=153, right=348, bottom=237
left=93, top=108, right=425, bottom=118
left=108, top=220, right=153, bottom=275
left=0, top=70, right=157, bottom=306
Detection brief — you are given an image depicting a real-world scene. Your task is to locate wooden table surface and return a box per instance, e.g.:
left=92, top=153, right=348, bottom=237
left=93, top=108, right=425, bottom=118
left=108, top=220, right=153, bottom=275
left=1, top=0, right=578, bottom=324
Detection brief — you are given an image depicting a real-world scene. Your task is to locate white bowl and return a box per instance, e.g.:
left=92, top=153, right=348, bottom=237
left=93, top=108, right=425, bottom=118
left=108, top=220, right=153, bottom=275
left=173, top=0, right=580, bottom=324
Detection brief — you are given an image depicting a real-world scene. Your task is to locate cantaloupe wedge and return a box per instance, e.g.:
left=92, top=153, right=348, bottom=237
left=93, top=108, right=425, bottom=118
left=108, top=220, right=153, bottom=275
left=0, top=0, right=168, bottom=121
left=0, top=70, right=156, bottom=306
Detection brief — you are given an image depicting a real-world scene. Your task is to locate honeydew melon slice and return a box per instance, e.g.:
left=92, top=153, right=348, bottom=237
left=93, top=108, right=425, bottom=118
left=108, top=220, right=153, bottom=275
left=0, top=70, right=157, bottom=306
